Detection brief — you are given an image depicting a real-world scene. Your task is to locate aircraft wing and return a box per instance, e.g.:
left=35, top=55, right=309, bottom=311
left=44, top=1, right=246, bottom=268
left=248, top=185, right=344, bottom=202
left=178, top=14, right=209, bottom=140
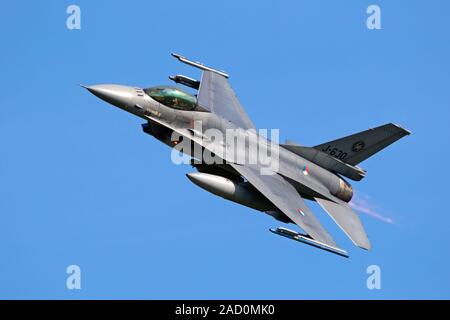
left=171, top=53, right=254, bottom=130
left=229, top=163, right=337, bottom=248
left=197, top=70, right=255, bottom=130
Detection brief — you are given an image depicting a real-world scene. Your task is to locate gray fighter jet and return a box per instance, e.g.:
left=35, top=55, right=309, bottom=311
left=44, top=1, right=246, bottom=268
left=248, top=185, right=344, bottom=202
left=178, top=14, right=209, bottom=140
left=83, top=53, right=410, bottom=257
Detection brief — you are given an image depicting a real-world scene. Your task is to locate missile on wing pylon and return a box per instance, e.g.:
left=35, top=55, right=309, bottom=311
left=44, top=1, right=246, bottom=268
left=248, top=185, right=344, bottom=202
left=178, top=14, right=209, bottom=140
left=169, top=75, right=200, bottom=90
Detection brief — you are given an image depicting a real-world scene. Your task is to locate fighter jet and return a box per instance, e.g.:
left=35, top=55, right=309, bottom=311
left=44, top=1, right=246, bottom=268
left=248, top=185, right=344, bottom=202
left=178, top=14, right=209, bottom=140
left=83, top=53, right=410, bottom=257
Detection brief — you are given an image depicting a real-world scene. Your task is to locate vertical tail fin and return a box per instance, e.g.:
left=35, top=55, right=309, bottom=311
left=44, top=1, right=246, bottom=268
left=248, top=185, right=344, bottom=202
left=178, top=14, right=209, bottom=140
left=314, top=123, right=411, bottom=166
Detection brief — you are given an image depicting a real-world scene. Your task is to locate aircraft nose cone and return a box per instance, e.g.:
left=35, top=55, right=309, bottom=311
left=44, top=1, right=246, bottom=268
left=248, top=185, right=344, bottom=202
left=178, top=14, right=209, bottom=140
left=82, top=84, right=135, bottom=109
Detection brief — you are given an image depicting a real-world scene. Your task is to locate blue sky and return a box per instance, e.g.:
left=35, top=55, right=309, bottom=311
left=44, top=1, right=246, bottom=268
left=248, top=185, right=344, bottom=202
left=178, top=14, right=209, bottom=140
left=1, top=0, right=449, bottom=299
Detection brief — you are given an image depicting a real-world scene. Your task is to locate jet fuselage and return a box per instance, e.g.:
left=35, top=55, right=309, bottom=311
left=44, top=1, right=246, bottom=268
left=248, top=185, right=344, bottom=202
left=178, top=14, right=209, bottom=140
left=84, top=84, right=353, bottom=206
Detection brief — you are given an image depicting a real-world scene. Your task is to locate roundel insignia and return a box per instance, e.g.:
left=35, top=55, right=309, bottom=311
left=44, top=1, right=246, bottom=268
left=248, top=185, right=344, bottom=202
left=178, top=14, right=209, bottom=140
left=351, top=140, right=365, bottom=152
left=302, top=164, right=309, bottom=176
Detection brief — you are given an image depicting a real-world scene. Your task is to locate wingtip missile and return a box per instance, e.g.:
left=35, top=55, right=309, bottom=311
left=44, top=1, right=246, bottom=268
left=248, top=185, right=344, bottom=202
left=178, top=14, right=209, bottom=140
left=270, top=227, right=349, bottom=258
left=170, top=52, right=229, bottom=78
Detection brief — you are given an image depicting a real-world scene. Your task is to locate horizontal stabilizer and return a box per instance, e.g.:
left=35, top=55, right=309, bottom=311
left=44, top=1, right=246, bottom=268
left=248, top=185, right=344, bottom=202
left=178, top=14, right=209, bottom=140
left=281, top=143, right=366, bottom=181
left=315, top=197, right=371, bottom=250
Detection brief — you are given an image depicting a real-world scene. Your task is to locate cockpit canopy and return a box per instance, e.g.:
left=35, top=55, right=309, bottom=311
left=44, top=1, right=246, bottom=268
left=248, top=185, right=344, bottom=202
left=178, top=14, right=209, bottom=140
left=144, top=86, right=197, bottom=111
